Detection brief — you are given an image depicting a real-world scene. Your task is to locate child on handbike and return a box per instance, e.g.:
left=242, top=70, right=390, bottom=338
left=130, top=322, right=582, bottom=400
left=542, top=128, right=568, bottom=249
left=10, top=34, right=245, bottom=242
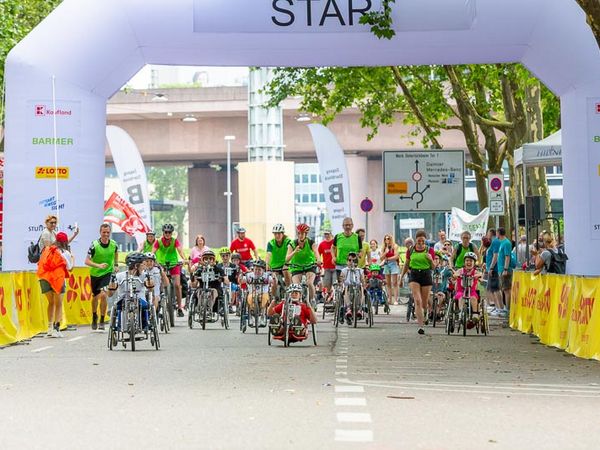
left=268, top=284, right=317, bottom=342
left=366, top=264, right=388, bottom=313
left=452, top=251, right=482, bottom=328
left=108, top=252, right=149, bottom=331
left=430, top=252, right=451, bottom=320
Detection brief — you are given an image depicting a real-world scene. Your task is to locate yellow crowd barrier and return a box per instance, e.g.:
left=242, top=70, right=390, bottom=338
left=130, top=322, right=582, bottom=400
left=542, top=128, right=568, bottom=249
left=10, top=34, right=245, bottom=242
left=511, top=271, right=600, bottom=360
left=0, top=268, right=95, bottom=347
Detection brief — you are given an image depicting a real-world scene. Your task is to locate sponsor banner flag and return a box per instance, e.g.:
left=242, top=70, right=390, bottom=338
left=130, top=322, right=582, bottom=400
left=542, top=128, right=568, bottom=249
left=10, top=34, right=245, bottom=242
left=64, top=268, right=95, bottom=325
left=104, top=192, right=150, bottom=245
left=567, top=277, right=600, bottom=359
left=544, top=274, right=574, bottom=349
left=0, top=276, right=17, bottom=346
left=449, top=207, right=489, bottom=241
left=0, top=157, right=3, bottom=242
left=106, top=126, right=152, bottom=233
left=532, top=275, right=552, bottom=343
left=308, top=124, right=351, bottom=233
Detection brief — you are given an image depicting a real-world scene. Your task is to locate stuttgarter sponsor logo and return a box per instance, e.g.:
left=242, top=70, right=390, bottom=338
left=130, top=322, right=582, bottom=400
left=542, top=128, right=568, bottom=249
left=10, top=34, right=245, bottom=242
left=35, top=104, right=73, bottom=117
left=39, top=195, right=65, bottom=211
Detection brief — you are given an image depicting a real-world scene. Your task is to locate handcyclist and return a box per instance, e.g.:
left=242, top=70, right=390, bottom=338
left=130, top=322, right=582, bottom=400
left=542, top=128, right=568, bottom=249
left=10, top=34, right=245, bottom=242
left=230, top=252, right=248, bottom=313
left=142, top=252, right=169, bottom=310
left=286, top=223, right=321, bottom=307
left=107, top=252, right=149, bottom=331
left=266, top=224, right=292, bottom=299
left=340, top=252, right=365, bottom=325
left=430, top=252, right=451, bottom=321
left=268, top=284, right=317, bottom=341
left=217, top=248, right=239, bottom=313
left=193, top=249, right=226, bottom=321
left=399, top=229, right=435, bottom=335
left=452, top=230, right=480, bottom=269
left=84, top=223, right=119, bottom=331
left=452, top=252, right=482, bottom=328
left=243, top=259, right=272, bottom=327
left=152, top=223, right=187, bottom=317
left=230, top=227, right=259, bottom=269
left=137, top=230, right=156, bottom=253
left=332, top=217, right=363, bottom=276
left=366, top=264, right=388, bottom=313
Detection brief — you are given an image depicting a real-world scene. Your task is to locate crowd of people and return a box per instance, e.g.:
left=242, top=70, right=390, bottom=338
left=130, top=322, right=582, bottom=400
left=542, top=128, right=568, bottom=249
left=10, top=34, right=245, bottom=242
left=34, top=213, right=566, bottom=339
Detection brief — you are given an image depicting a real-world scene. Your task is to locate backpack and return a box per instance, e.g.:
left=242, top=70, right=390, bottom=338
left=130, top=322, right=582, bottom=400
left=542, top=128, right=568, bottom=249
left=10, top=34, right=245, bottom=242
left=547, top=248, right=568, bottom=275
left=509, top=249, right=518, bottom=270
left=27, top=235, right=43, bottom=263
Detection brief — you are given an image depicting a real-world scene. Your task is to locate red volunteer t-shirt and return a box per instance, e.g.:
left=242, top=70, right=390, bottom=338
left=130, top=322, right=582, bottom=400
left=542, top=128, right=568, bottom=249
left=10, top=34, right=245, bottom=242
left=230, top=238, right=256, bottom=261
left=318, top=240, right=335, bottom=270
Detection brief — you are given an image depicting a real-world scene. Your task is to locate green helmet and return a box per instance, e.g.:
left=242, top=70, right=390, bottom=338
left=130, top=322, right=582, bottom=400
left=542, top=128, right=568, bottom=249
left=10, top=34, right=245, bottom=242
left=369, top=264, right=381, bottom=272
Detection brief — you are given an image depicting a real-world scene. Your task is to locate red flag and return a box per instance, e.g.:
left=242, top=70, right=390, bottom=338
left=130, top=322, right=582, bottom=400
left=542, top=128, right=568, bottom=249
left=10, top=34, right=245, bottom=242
left=103, top=192, right=150, bottom=237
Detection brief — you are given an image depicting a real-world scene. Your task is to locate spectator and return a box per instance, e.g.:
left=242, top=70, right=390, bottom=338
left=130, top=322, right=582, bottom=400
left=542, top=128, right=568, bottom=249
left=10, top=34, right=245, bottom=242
left=380, top=234, right=400, bottom=305
left=516, top=235, right=528, bottom=266
left=356, top=228, right=371, bottom=269
left=190, top=234, right=211, bottom=265
left=497, top=227, right=512, bottom=313
left=332, top=217, right=363, bottom=271
left=368, top=239, right=379, bottom=265
left=433, top=230, right=448, bottom=252
left=317, top=230, right=336, bottom=292
left=37, top=232, right=74, bottom=338
left=230, top=227, right=259, bottom=268
left=40, top=214, right=79, bottom=252
left=534, top=233, right=557, bottom=275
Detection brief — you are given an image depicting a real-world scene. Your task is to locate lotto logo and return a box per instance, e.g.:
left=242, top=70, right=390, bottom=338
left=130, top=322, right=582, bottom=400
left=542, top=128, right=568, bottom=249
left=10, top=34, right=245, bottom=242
left=35, top=105, right=46, bottom=116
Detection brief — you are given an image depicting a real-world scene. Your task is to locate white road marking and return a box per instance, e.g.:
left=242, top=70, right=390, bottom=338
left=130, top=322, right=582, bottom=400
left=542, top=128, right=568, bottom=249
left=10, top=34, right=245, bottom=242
left=335, top=371, right=348, bottom=376
left=337, top=412, right=372, bottom=423
left=336, top=366, right=348, bottom=370
left=31, top=346, right=53, bottom=353
left=335, top=429, right=373, bottom=442
left=66, top=336, right=87, bottom=342
left=335, top=397, right=367, bottom=406
left=335, top=385, right=364, bottom=393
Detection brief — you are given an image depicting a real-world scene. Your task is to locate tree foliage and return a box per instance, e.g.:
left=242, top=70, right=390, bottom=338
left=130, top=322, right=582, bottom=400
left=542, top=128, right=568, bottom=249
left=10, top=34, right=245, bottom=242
left=576, top=0, right=600, bottom=49
left=148, top=166, right=189, bottom=239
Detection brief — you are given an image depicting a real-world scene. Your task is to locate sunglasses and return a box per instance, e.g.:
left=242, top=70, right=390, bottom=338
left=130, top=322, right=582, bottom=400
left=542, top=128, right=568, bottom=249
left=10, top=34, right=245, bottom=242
left=164, top=231, right=173, bottom=234
left=48, top=221, right=57, bottom=225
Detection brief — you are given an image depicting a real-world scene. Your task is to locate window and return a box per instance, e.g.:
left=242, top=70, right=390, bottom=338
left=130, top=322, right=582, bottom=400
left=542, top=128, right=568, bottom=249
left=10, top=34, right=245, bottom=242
left=319, top=194, right=325, bottom=202
left=311, top=194, right=318, bottom=203
left=295, top=194, right=301, bottom=203
left=319, top=175, right=322, bottom=183
left=465, top=168, right=475, bottom=177
left=302, top=194, right=309, bottom=203
left=310, top=174, right=317, bottom=183
left=545, top=166, right=554, bottom=175
left=302, top=174, right=309, bottom=183
left=555, top=165, right=563, bottom=174
left=295, top=175, right=300, bottom=184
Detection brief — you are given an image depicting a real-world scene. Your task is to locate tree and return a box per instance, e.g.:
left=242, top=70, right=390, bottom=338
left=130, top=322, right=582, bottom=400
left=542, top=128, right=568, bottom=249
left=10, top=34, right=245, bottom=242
left=576, top=0, right=600, bottom=49
left=0, top=0, right=63, bottom=148
left=148, top=166, right=189, bottom=239
left=265, top=5, right=560, bottom=237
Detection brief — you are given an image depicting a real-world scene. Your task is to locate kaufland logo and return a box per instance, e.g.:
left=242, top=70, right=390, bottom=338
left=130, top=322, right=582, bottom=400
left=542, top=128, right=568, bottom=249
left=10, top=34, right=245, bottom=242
left=595, top=103, right=600, bottom=114
left=35, top=105, right=72, bottom=117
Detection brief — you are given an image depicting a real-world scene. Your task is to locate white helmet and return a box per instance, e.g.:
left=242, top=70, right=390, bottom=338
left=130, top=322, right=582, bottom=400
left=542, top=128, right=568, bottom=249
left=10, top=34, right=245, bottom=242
left=272, top=223, right=285, bottom=233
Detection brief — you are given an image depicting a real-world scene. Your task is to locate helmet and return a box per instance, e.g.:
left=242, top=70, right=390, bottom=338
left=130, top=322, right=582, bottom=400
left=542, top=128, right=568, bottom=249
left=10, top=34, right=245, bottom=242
left=253, top=259, right=266, bottom=269
left=125, top=252, right=146, bottom=268
left=464, top=252, right=477, bottom=262
left=434, top=251, right=444, bottom=259
left=272, top=223, right=285, bottom=233
left=144, top=252, right=156, bottom=261
left=219, top=247, right=231, bottom=255
left=442, top=255, right=450, bottom=262
left=202, top=250, right=216, bottom=260
left=287, top=283, right=303, bottom=294
left=237, top=227, right=246, bottom=233
left=146, top=230, right=155, bottom=235
left=231, top=252, right=241, bottom=260
left=162, top=223, right=174, bottom=233
left=369, top=264, right=381, bottom=272
left=347, top=251, right=358, bottom=259
left=296, top=223, right=310, bottom=233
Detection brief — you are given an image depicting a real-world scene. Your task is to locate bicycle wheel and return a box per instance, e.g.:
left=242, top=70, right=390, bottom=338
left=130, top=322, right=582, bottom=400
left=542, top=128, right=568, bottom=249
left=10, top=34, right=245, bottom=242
left=373, top=291, right=379, bottom=315
left=312, top=323, right=317, bottom=346
left=201, top=292, right=207, bottom=330
left=240, top=296, right=247, bottom=333
left=167, top=285, right=175, bottom=327
left=188, top=293, right=195, bottom=329
left=382, top=291, right=390, bottom=314
left=406, top=298, right=413, bottom=323
left=462, top=302, right=468, bottom=337
left=352, top=291, right=358, bottom=328
left=283, top=302, right=289, bottom=348
left=107, top=307, right=117, bottom=350
left=432, top=297, right=438, bottom=328
left=333, top=294, right=340, bottom=328
left=366, top=296, right=373, bottom=328
left=222, top=293, right=230, bottom=330
left=151, top=309, right=160, bottom=350
left=254, top=297, right=260, bottom=335
left=445, top=300, right=453, bottom=335
left=129, top=316, right=136, bottom=352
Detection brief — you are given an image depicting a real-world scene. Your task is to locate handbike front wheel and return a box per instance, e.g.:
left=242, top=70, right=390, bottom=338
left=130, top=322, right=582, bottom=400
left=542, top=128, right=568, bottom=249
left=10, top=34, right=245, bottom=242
left=312, top=323, right=317, bottom=346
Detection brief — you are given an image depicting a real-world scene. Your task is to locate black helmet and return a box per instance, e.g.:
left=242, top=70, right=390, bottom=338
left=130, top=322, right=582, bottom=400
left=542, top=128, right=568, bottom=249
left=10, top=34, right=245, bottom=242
left=202, top=250, right=216, bottom=259
left=254, top=259, right=266, bottom=269
left=162, top=223, right=174, bottom=233
left=126, top=252, right=146, bottom=269
left=231, top=252, right=241, bottom=260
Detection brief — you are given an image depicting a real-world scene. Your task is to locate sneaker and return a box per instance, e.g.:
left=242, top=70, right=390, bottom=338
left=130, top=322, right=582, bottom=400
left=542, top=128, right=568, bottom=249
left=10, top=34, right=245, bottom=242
left=490, top=309, right=502, bottom=317
left=499, top=308, right=509, bottom=316
left=213, top=312, right=218, bottom=322
left=486, top=305, right=497, bottom=313
left=417, top=327, right=425, bottom=335
left=249, top=316, right=255, bottom=327
left=51, top=328, right=59, bottom=338
left=47, top=325, right=53, bottom=337
left=177, top=308, right=184, bottom=317
left=98, top=322, right=105, bottom=331
left=346, top=317, right=352, bottom=326
left=56, top=329, right=64, bottom=338
left=91, top=314, right=98, bottom=330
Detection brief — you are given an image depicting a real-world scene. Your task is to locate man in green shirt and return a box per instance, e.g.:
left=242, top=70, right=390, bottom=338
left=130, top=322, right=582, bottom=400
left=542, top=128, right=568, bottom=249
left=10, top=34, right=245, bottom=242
left=84, top=223, right=118, bottom=331
left=137, top=230, right=156, bottom=253
left=266, top=224, right=292, bottom=298
left=332, top=217, right=364, bottom=272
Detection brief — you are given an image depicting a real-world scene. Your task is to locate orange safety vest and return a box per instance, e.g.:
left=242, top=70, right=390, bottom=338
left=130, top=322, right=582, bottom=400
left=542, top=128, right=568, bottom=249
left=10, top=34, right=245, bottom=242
left=37, top=245, right=68, bottom=293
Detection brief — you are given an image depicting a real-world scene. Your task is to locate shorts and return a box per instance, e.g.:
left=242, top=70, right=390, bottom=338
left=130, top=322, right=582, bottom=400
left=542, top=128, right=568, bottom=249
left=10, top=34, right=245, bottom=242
left=243, top=260, right=254, bottom=269
left=322, top=269, right=336, bottom=288
left=290, top=265, right=317, bottom=276
left=91, top=273, right=112, bottom=296
left=382, top=261, right=400, bottom=275
left=231, top=283, right=240, bottom=292
left=501, top=271, right=513, bottom=290
left=168, top=265, right=182, bottom=276
left=487, top=270, right=500, bottom=293
left=39, top=279, right=66, bottom=294
left=408, top=269, right=433, bottom=287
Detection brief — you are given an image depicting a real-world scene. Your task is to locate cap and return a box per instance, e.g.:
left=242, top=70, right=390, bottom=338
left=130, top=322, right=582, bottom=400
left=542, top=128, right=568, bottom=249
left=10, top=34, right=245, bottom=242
left=56, top=232, right=68, bottom=243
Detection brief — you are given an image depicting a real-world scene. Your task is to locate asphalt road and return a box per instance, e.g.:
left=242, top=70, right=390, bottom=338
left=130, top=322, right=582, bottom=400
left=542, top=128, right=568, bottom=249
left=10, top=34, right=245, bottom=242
left=2, top=306, right=600, bottom=450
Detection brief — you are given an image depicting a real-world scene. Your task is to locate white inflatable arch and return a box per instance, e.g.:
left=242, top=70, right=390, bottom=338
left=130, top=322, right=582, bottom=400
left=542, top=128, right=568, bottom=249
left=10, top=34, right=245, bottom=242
left=4, top=0, right=600, bottom=274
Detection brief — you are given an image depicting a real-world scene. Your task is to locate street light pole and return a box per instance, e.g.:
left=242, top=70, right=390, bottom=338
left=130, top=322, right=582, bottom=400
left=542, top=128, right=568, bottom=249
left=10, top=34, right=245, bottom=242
left=225, top=136, right=236, bottom=245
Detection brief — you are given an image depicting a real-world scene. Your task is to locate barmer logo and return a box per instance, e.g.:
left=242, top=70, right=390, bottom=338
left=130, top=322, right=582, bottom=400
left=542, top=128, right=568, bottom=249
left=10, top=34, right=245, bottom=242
left=34, top=104, right=72, bottom=117
left=32, top=137, right=74, bottom=146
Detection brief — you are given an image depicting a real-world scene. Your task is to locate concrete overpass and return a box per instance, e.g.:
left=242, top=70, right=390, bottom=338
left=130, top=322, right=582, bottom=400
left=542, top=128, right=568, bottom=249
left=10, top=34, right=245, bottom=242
left=106, top=87, right=469, bottom=247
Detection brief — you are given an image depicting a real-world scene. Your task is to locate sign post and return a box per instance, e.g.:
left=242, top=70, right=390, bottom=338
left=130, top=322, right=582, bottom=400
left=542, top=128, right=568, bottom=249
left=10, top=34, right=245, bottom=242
left=488, top=173, right=505, bottom=228
left=360, top=197, right=374, bottom=239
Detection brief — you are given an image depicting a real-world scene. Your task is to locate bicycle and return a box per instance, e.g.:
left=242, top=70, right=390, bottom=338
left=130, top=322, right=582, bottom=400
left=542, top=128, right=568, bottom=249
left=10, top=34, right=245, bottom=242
left=344, top=267, right=372, bottom=328
left=189, top=266, right=221, bottom=330
left=332, top=280, right=344, bottom=328
left=145, top=271, right=169, bottom=335
left=161, top=261, right=183, bottom=327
